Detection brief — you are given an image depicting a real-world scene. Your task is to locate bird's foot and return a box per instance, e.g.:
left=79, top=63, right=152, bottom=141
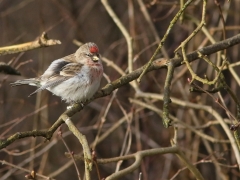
left=66, top=101, right=85, bottom=110
left=67, top=104, right=74, bottom=110
left=79, top=101, right=85, bottom=108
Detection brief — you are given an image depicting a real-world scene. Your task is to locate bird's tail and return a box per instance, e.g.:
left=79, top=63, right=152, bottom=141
left=11, top=78, right=40, bottom=87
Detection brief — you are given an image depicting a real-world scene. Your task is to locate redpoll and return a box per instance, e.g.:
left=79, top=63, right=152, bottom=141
left=11, top=42, right=103, bottom=104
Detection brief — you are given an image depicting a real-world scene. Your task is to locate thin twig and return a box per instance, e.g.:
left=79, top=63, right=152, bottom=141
left=58, top=129, right=82, bottom=180
left=137, top=0, right=194, bottom=83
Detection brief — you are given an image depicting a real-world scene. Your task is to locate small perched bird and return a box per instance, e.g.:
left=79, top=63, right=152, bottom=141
left=11, top=42, right=103, bottom=104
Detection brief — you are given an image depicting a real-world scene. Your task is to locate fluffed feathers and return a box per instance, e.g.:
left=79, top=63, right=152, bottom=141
left=11, top=42, right=103, bottom=103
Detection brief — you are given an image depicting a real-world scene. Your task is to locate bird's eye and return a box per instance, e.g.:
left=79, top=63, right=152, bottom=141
left=86, top=53, right=91, bottom=57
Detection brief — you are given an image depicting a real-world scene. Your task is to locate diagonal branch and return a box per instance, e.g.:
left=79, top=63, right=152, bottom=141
left=1, top=33, right=240, bottom=149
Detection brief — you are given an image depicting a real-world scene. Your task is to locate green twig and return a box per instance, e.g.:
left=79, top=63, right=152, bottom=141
left=137, top=0, right=194, bottom=83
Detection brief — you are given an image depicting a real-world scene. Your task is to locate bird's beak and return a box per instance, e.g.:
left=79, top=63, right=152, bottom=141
left=92, top=55, right=99, bottom=62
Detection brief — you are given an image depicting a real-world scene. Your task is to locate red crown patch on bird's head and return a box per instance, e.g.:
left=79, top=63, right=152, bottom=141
left=90, top=46, right=99, bottom=53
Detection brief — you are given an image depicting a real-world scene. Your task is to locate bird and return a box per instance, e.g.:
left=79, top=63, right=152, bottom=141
left=11, top=42, right=103, bottom=104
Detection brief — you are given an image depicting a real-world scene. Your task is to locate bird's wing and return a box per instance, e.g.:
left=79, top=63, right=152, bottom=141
left=40, top=62, right=83, bottom=90
left=29, top=60, right=83, bottom=96
left=60, top=63, right=84, bottom=76
left=61, top=53, right=76, bottom=62
left=41, top=53, right=76, bottom=78
left=41, top=59, right=70, bottom=79
left=29, top=76, right=70, bottom=96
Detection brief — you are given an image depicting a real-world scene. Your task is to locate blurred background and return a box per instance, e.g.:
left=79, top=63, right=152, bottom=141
left=0, top=0, right=240, bottom=179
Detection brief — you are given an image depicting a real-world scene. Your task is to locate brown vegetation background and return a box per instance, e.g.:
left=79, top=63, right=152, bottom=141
left=0, top=0, right=240, bottom=179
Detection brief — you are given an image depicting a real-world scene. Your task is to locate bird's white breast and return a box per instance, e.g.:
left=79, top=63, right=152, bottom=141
left=47, top=65, right=102, bottom=103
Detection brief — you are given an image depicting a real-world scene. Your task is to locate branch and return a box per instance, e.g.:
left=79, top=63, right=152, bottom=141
left=0, top=32, right=61, bottom=56
left=162, top=61, right=174, bottom=127
left=63, top=117, right=92, bottom=179
left=137, top=0, right=194, bottom=82
left=1, top=33, right=240, bottom=149
left=67, top=146, right=204, bottom=180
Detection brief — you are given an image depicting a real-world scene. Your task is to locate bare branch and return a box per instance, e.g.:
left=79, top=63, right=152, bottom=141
left=1, top=33, right=240, bottom=149
left=0, top=32, right=61, bottom=56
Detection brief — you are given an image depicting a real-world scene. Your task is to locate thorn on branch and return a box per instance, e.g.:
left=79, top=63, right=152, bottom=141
left=91, top=149, right=97, bottom=162
left=230, top=123, right=240, bottom=131
left=25, top=170, right=36, bottom=180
